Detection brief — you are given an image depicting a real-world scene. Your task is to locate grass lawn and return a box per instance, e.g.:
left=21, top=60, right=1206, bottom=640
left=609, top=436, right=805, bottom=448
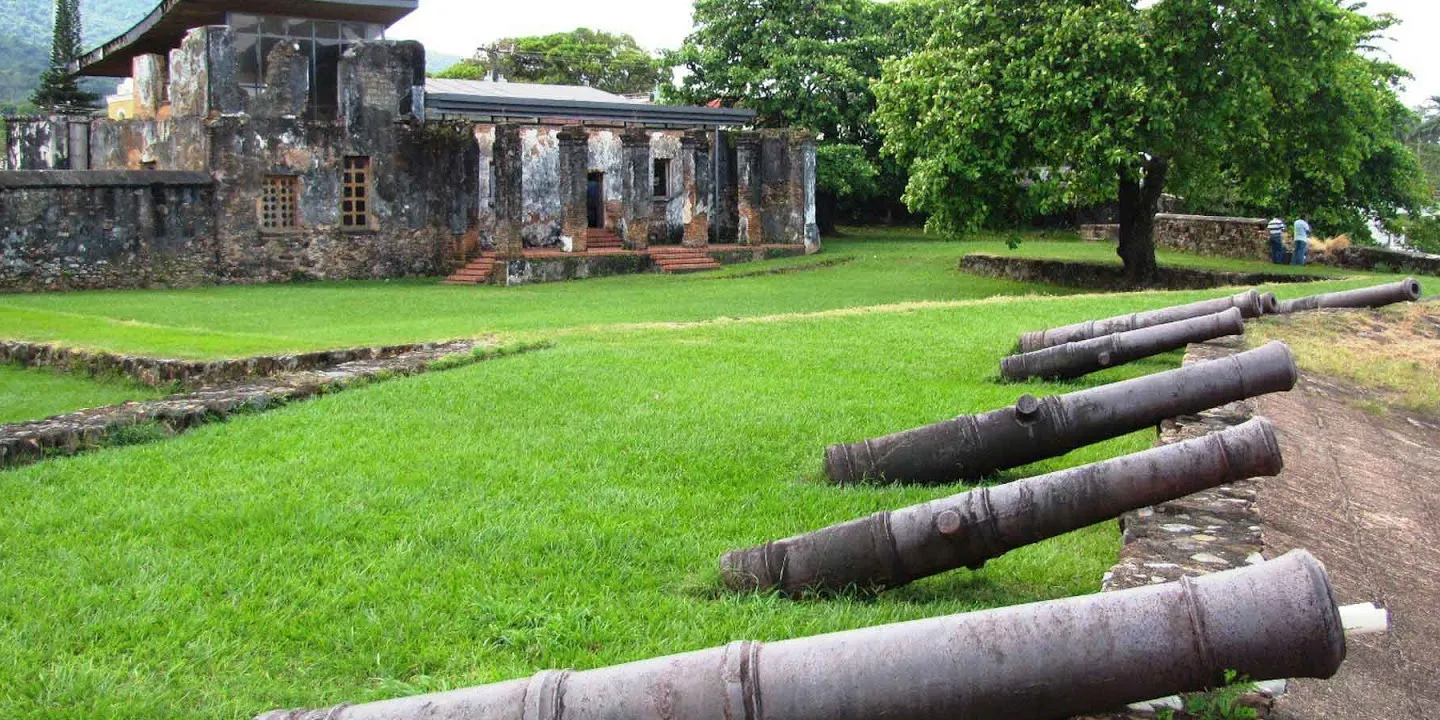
left=0, top=228, right=1432, bottom=718
left=0, top=365, right=163, bottom=424
left=0, top=228, right=1412, bottom=361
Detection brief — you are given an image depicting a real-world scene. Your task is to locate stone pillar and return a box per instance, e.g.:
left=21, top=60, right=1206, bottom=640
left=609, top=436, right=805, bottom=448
left=557, top=125, right=590, bottom=253
left=255, top=43, right=309, bottom=118
left=132, top=54, right=167, bottom=120
left=681, top=130, right=711, bottom=249
left=493, top=123, right=525, bottom=259
left=339, top=41, right=426, bottom=130
left=621, top=127, right=652, bottom=251
left=734, top=132, right=761, bottom=246
left=789, top=129, right=821, bottom=254
left=168, top=26, right=246, bottom=119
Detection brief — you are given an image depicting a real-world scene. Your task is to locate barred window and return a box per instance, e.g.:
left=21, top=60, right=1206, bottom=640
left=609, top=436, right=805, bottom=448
left=342, top=156, right=371, bottom=230
left=261, top=175, right=298, bottom=231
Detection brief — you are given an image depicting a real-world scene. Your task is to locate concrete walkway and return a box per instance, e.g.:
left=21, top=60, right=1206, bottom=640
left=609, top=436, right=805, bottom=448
left=1258, top=374, right=1440, bottom=719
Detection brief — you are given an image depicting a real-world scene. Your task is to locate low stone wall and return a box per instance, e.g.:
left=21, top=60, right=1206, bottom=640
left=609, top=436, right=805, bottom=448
left=1320, top=245, right=1440, bottom=277
left=1154, top=213, right=1269, bottom=262
left=494, top=245, right=808, bottom=286
left=1079, top=224, right=1120, bottom=243
left=0, top=170, right=216, bottom=291
left=960, top=254, right=1327, bottom=291
left=0, top=339, right=437, bottom=390
left=0, top=340, right=489, bottom=470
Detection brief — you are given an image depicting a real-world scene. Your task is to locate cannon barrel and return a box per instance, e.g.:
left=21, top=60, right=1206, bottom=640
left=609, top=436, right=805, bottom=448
left=825, top=340, right=1297, bottom=485
left=1259, top=292, right=1280, bottom=314
left=1020, top=290, right=1265, bottom=352
left=1001, top=307, right=1245, bottom=381
left=726, top=418, right=1281, bottom=595
left=1277, top=278, right=1422, bottom=314
left=257, top=550, right=1346, bottom=720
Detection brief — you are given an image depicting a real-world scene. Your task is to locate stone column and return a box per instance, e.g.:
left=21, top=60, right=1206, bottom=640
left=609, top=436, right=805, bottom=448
left=681, top=130, right=711, bottom=249
left=734, top=131, right=761, bottom=246
left=557, top=125, right=590, bottom=253
left=168, top=26, right=246, bottom=119
left=132, top=54, right=168, bottom=120
left=621, top=127, right=652, bottom=251
left=493, top=123, right=525, bottom=259
left=788, top=129, right=821, bottom=254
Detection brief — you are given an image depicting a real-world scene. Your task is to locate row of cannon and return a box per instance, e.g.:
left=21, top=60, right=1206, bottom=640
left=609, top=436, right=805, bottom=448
left=260, top=278, right=1419, bottom=720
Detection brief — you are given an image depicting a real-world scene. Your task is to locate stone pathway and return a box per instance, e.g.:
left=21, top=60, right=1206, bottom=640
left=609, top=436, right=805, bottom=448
left=0, top=340, right=487, bottom=469
left=1258, top=373, right=1440, bottom=719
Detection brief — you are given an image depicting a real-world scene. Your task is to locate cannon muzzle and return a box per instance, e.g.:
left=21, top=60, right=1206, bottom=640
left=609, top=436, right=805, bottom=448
left=257, top=550, right=1346, bottom=720
left=726, top=417, right=1281, bottom=595
left=1020, top=290, right=1265, bottom=352
left=1277, top=278, right=1422, bottom=314
left=1001, top=307, right=1245, bottom=381
left=825, top=340, right=1297, bottom=485
left=1259, top=291, right=1280, bottom=314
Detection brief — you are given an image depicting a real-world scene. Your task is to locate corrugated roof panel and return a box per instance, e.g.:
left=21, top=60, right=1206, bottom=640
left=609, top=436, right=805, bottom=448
left=423, top=79, right=637, bottom=105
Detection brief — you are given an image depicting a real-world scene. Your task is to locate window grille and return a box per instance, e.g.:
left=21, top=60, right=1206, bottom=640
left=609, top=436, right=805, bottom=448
left=342, top=157, right=372, bottom=230
left=261, top=175, right=299, bottom=231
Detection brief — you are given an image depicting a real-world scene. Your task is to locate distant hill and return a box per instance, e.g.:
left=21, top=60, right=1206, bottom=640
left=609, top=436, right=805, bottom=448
left=0, top=0, right=168, bottom=108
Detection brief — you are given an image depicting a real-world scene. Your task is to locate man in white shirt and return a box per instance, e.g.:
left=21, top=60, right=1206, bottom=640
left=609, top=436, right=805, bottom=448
left=1267, top=217, right=1288, bottom=264
left=1293, top=218, right=1312, bottom=266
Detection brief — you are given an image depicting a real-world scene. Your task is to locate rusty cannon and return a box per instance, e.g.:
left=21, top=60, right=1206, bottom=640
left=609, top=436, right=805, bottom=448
left=256, top=550, right=1347, bottom=720
left=1020, top=290, right=1267, bottom=352
left=825, top=340, right=1297, bottom=485
left=725, top=418, right=1280, bottom=595
left=1000, top=307, right=1245, bottom=382
left=1276, top=278, right=1422, bottom=314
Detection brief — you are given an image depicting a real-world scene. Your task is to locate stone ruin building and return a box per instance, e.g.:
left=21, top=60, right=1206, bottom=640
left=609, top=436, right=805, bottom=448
left=0, top=0, right=819, bottom=291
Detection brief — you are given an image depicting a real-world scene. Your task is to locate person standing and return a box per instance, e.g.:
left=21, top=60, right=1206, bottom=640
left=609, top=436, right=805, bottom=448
left=1292, top=217, right=1312, bottom=266
left=1267, top=216, right=1288, bottom=264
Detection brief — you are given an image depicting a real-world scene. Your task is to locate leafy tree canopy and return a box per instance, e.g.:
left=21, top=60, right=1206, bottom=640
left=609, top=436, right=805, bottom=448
left=874, top=0, right=1431, bottom=279
left=434, top=28, right=667, bottom=97
left=665, top=0, right=935, bottom=206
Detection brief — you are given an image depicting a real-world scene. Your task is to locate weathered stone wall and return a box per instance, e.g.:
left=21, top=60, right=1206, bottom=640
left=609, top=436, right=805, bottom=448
left=1079, top=224, right=1120, bottom=243
left=1154, top=213, right=1269, bottom=261
left=1321, top=245, right=1440, bottom=277
left=0, top=171, right=215, bottom=291
left=959, top=253, right=1326, bottom=291
left=2, top=116, right=90, bottom=170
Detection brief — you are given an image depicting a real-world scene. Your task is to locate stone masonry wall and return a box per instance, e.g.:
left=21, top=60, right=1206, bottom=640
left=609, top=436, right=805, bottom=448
left=959, top=253, right=1325, bottom=291
left=1154, top=213, right=1270, bottom=261
left=0, top=171, right=215, bottom=291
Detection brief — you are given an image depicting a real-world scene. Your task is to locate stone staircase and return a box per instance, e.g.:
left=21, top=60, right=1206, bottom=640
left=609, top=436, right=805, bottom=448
left=586, top=228, right=624, bottom=251
left=443, top=254, right=498, bottom=285
left=650, top=246, right=722, bottom=274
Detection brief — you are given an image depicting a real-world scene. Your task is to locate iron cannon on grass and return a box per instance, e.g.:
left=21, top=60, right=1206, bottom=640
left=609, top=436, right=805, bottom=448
left=1277, top=278, right=1422, bottom=314
left=1019, top=290, right=1269, bottom=352
left=825, top=340, right=1298, bottom=485
left=725, top=418, right=1280, bottom=595
left=1000, top=307, right=1245, bottom=381
left=257, top=551, right=1347, bottom=720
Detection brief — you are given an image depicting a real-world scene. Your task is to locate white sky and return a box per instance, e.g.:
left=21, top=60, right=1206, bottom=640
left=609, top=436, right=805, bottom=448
left=389, top=0, right=1438, bottom=107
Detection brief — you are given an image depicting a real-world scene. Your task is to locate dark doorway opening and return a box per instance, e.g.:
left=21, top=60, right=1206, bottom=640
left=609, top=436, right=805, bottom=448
left=587, top=172, right=605, bottom=228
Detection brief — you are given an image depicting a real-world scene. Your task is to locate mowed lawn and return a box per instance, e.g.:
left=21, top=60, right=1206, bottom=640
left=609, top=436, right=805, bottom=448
left=0, top=228, right=1393, bottom=361
left=0, top=229, right=1431, bottom=719
left=0, top=365, right=163, bottom=424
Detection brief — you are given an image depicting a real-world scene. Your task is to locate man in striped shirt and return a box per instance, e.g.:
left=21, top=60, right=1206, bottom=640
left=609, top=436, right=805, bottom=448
left=1267, top=217, right=1289, bottom=264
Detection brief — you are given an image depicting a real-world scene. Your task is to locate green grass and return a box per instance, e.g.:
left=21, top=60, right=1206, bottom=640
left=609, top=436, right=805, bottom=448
left=0, top=227, right=1433, bottom=718
left=0, top=228, right=1404, bottom=361
left=0, top=364, right=163, bottom=424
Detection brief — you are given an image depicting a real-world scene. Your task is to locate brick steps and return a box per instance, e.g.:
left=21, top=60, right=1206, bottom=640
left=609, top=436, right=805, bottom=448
left=650, top=247, right=721, bottom=274
left=443, top=255, right=498, bottom=285
left=586, top=228, right=624, bottom=251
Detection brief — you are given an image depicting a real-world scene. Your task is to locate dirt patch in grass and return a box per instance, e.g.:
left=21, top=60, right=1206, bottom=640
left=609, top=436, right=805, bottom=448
left=1246, top=302, right=1440, bottom=415
left=705, top=256, right=857, bottom=279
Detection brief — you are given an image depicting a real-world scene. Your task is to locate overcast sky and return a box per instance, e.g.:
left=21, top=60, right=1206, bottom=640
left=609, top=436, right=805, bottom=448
left=389, top=0, right=1438, bottom=107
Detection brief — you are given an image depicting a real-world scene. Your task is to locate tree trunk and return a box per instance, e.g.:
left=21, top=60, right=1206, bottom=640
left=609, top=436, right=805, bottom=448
left=1116, top=157, right=1170, bottom=285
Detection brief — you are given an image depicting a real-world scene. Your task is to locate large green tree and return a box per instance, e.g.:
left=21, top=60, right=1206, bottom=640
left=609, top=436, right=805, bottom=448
left=874, top=0, right=1430, bottom=281
left=666, top=0, right=934, bottom=227
left=31, top=0, right=98, bottom=112
left=435, top=29, right=667, bottom=96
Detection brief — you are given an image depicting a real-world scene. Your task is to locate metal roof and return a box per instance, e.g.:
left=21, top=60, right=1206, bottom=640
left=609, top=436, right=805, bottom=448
left=75, top=0, right=418, bottom=77
left=423, top=79, right=755, bottom=128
